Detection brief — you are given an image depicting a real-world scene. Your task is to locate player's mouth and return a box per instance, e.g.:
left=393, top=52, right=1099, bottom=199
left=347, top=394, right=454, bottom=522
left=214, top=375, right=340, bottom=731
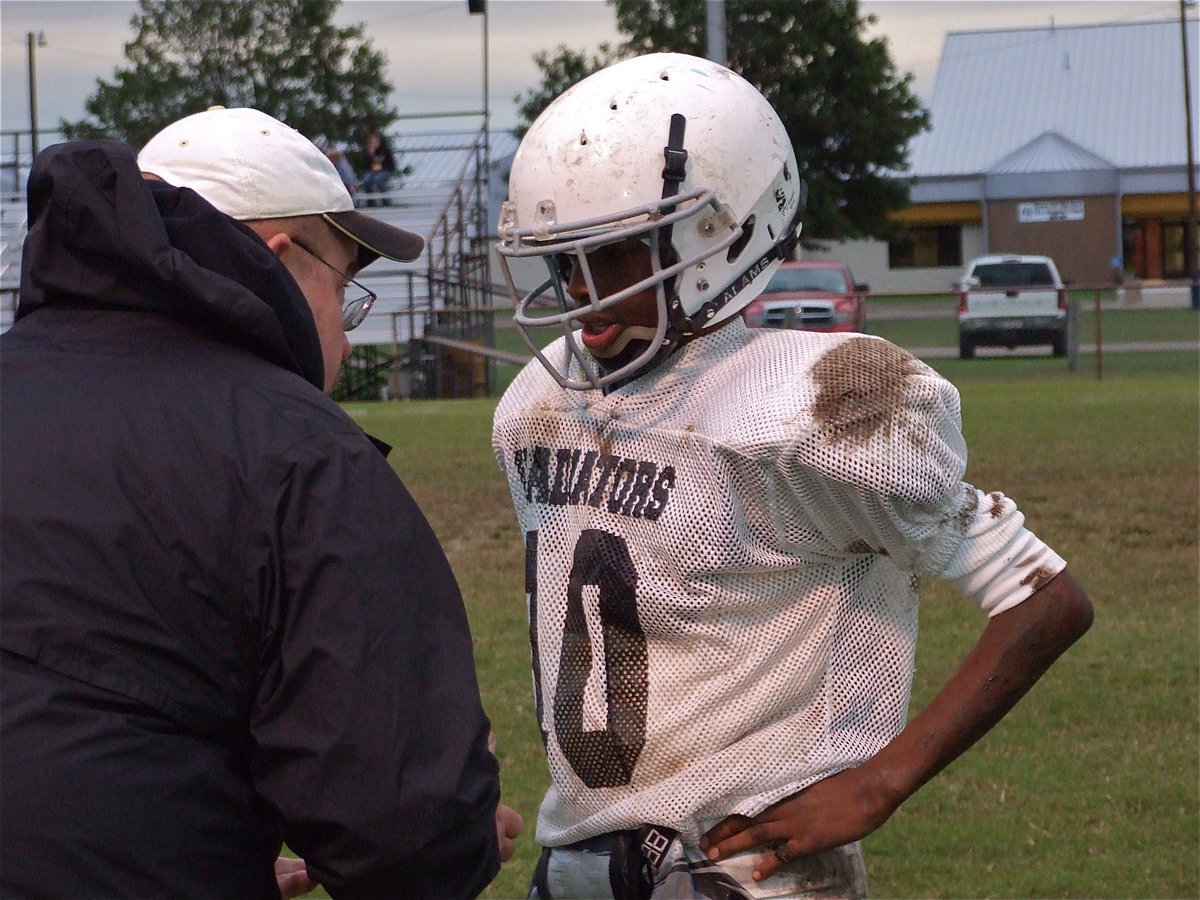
left=579, top=320, right=624, bottom=354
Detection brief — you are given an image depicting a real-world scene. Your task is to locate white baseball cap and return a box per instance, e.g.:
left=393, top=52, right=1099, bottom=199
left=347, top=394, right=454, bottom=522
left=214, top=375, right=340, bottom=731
left=138, top=107, right=423, bottom=268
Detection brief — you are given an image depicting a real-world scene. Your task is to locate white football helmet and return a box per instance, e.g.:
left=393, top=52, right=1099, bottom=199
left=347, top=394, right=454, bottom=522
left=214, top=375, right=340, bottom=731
left=497, top=52, right=805, bottom=390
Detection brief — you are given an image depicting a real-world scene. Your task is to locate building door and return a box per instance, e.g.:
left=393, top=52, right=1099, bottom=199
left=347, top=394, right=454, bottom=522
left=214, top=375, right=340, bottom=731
left=1123, top=219, right=1160, bottom=279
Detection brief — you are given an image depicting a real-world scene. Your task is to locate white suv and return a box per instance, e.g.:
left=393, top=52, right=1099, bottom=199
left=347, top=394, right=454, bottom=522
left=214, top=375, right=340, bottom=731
left=955, top=254, right=1068, bottom=359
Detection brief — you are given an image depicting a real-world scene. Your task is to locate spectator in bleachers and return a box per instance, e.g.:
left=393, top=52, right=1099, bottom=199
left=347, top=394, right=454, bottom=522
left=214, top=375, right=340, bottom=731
left=313, top=134, right=358, bottom=197
left=359, top=124, right=396, bottom=206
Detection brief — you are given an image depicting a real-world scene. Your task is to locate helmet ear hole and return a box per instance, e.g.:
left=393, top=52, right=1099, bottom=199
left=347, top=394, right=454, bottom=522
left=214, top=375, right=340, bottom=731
left=727, top=215, right=755, bottom=264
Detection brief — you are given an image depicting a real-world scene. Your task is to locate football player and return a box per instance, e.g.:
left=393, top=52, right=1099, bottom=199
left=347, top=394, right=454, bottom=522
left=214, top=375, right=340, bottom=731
left=492, top=53, right=1092, bottom=899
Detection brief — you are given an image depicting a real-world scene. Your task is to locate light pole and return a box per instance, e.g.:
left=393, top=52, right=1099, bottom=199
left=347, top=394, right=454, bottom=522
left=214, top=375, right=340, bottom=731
left=469, top=0, right=490, bottom=238
left=706, top=0, right=727, bottom=66
left=468, top=0, right=487, bottom=126
left=27, top=30, right=47, bottom=159
left=1180, top=1, right=1198, bottom=309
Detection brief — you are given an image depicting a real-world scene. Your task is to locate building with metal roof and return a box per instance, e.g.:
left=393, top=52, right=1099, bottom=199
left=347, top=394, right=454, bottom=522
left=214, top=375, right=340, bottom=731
left=811, top=16, right=1198, bottom=294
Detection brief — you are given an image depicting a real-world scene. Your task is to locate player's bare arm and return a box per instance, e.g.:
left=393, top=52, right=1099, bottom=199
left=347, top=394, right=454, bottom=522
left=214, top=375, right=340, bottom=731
left=701, top=568, right=1093, bottom=882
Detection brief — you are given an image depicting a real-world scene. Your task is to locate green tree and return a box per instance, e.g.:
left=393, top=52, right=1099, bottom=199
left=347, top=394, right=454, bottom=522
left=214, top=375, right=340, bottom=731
left=515, top=0, right=928, bottom=244
left=61, top=0, right=395, bottom=154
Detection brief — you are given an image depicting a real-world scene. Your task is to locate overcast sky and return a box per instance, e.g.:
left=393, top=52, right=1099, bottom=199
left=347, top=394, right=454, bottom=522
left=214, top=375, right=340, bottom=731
left=0, top=0, right=1185, bottom=136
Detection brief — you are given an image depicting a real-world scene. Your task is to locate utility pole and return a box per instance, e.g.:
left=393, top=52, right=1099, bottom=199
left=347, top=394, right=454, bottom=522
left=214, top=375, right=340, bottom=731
left=1182, top=0, right=1198, bottom=309
left=27, top=31, right=46, bottom=159
left=469, top=0, right=489, bottom=137
left=706, top=0, right=727, bottom=66
left=469, top=0, right=490, bottom=240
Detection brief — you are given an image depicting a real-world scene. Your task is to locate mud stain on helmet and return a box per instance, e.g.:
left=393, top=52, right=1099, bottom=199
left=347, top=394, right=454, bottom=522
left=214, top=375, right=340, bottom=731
left=812, top=337, right=923, bottom=447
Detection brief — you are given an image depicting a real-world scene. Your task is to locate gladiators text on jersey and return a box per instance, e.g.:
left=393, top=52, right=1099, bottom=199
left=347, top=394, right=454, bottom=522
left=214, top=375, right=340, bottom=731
left=510, top=445, right=676, bottom=521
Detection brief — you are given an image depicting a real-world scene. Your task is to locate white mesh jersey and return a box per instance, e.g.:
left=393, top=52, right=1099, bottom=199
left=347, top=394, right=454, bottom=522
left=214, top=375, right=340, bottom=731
left=492, top=321, right=1066, bottom=848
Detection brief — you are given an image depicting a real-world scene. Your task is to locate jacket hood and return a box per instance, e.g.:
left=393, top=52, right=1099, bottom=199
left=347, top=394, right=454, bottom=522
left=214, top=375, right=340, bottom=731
left=18, top=140, right=325, bottom=390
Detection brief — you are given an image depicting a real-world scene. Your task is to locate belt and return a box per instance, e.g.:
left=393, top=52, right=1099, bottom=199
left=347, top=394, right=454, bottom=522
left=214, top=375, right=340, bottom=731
left=537, top=825, right=680, bottom=900
left=567, top=824, right=678, bottom=869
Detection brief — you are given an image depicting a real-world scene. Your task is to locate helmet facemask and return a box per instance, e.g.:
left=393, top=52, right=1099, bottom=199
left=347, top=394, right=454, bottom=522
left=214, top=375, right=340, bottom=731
left=496, top=186, right=743, bottom=391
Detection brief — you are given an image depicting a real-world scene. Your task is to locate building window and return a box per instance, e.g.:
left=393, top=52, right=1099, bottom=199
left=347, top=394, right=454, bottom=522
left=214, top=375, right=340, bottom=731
left=888, top=225, right=962, bottom=269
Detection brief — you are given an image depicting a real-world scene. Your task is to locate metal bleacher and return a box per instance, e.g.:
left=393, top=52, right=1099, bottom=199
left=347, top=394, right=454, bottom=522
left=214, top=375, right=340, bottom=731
left=345, top=188, right=445, bottom=348
left=1, top=194, right=24, bottom=331
left=1, top=126, right=511, bottom=398
left=342, top=127, right=503, bottom=398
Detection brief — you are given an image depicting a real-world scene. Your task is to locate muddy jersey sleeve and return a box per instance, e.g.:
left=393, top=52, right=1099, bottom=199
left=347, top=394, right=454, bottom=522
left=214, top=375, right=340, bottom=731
left=777, top=336, right=1065, bottom=614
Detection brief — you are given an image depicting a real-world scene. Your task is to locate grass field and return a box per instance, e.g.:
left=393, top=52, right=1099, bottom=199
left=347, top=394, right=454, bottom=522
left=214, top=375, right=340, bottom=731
left=337, top=333, right=1199, bottom=899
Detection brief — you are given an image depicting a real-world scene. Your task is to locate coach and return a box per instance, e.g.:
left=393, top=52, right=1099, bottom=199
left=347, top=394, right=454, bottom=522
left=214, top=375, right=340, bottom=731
left=0, top=108, right=515, bottom=897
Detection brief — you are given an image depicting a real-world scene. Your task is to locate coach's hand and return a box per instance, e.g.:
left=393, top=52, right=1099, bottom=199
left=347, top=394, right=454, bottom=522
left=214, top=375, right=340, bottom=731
left=698, top=766, right=894, bottom=883
left=496, top=804, right=524, bottom=862
left=275, top=855, right=318, bottom=898
left=487, top=731, right=525, bottom=862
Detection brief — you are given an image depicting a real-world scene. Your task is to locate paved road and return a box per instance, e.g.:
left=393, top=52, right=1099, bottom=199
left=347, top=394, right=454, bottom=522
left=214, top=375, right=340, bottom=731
left=869, top=286, right=1195, bottom=320
left=911, top=341, right=1198, bottom=359
left=872, top=291, right=1197, bottom=357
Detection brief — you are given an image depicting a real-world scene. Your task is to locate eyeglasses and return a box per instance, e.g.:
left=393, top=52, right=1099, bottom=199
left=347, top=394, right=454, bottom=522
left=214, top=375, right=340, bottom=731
left=290, top=237, right=377, bottom=331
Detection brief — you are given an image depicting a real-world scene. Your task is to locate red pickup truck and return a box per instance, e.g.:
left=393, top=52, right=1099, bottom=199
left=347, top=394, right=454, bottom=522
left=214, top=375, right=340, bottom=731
left=742, top=260, right=868, bottom=333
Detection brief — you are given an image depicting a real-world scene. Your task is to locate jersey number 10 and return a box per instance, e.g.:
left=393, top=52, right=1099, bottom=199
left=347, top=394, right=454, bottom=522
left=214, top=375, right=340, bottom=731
left=526, top=528, right=649, bottom=788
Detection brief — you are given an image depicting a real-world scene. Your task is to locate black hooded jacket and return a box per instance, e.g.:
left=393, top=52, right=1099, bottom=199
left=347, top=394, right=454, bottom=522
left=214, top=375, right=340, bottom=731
left=0, top=142, right=501, bottom=898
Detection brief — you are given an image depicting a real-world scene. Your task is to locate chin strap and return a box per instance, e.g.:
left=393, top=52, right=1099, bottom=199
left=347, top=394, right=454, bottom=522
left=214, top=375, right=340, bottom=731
left=658, top=114, right=689, bottom=258
left=597, top=331, right=686, bottom=394
left=656, top=113, right=689, bottom=315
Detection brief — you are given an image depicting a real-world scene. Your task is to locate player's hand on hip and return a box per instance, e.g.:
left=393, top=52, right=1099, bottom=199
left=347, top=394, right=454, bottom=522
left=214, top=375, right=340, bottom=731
left=698, top=765, right=895, bottom=883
